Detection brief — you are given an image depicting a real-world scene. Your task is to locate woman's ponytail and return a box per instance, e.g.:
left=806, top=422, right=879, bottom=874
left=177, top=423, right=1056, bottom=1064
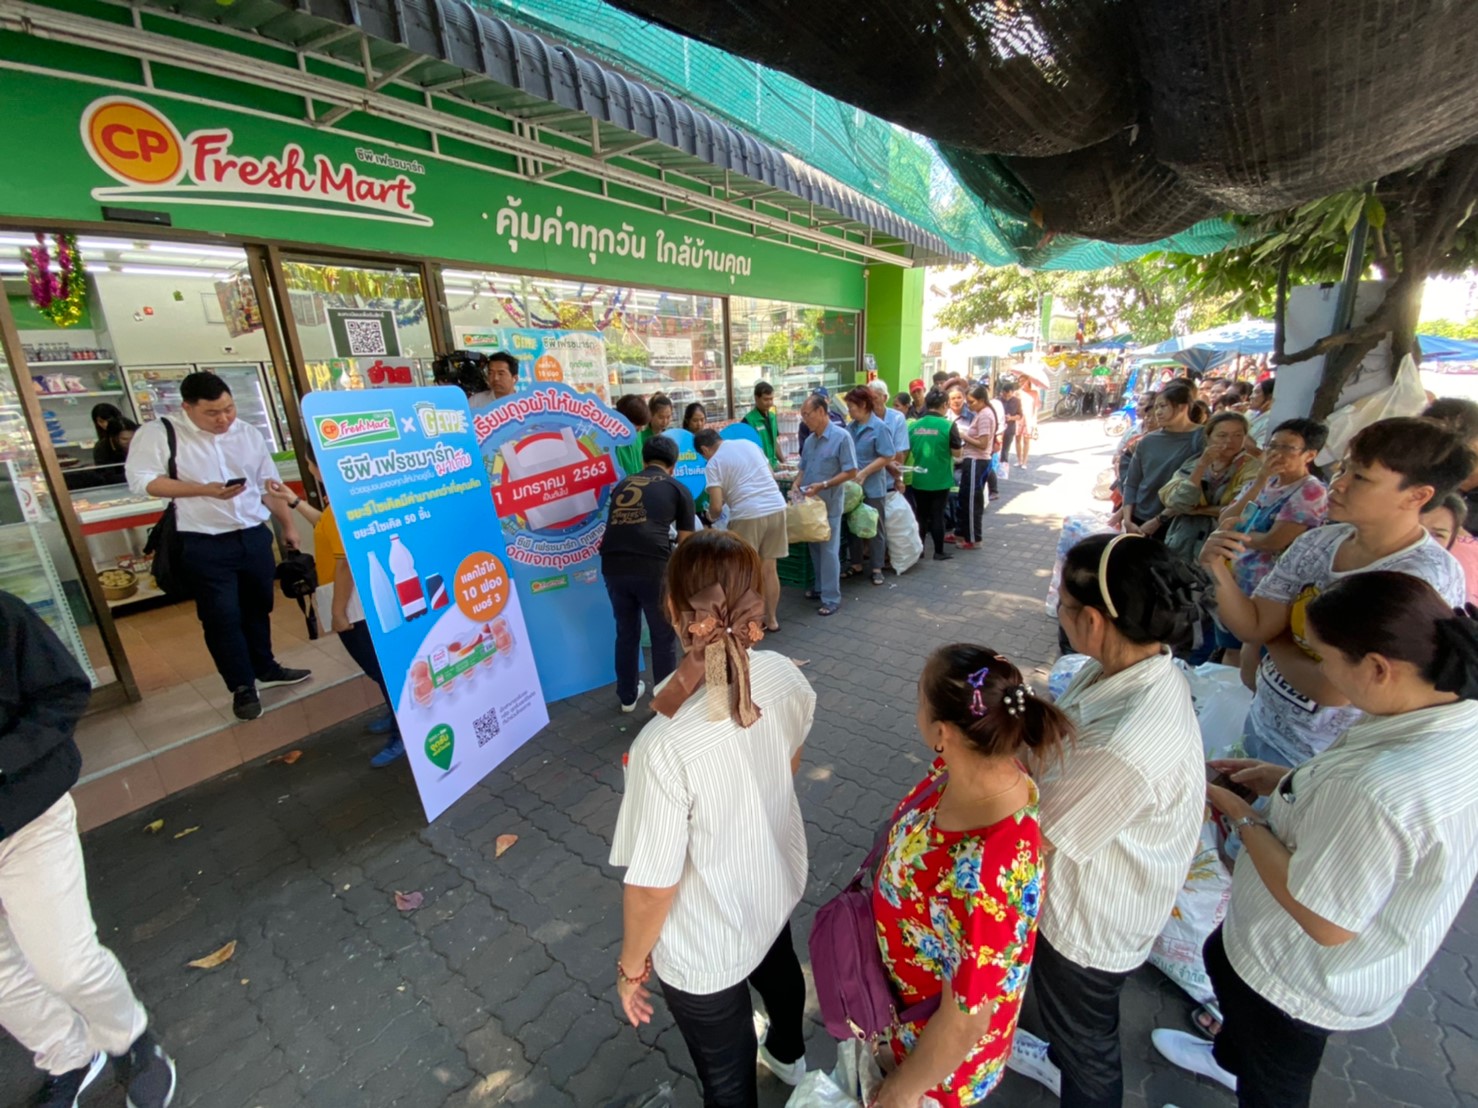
left=1431, top=614, right=1478, bottom=699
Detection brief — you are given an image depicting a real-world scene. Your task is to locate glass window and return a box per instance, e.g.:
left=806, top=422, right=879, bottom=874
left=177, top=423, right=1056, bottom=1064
left=437, top=270, right=729, bottom=418
left=280, top=258, right=436, bottom=392
left=729, top=298, right=859, bottom=410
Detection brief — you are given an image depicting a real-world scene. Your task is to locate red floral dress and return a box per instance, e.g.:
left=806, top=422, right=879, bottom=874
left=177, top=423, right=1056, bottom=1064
left=872, top=760, right=1044, bottom=1106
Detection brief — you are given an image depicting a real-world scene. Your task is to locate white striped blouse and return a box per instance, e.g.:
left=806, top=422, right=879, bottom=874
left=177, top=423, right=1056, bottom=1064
left=609, top=650, right=816, bottom=994
left=1038, top=651, right=1207, bottom=972
left=1224, top=698, right=1478, bottom=1031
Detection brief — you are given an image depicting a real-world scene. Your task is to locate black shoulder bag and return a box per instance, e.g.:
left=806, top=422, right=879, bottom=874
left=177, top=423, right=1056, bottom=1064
left=142, top=418, right=192, bottom=599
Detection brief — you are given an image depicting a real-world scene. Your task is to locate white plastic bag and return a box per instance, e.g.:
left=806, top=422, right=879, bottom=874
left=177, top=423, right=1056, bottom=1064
left=1044, top=512, right=1117, bottom=616
left=884, top=490, right=923, bottom=574
left=1047, top=653, right=1093, bottom=701
left=786, top=1040, right=884, bottom=1108
left=1146, top=661, right=1250, bottom=1003
left=1148, top=814, right=1231, bottom=1005
left=1318, top=353, right=1426, bottom=466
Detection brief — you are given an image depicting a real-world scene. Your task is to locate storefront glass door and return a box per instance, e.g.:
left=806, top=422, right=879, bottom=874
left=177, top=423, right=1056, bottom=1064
left=279, top=259, right=436, bottom=392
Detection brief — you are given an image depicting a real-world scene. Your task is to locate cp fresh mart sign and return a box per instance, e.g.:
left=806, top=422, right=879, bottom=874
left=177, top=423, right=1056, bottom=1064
left=314, top=412, right=400, bottom=448
left=80, top=96, right=431, bottom=226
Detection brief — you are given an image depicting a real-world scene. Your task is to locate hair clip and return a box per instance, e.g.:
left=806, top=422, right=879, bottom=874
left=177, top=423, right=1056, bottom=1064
left=1004, top=685, right=1028, bottom=717
left=966, top=665, right=990, bottom=717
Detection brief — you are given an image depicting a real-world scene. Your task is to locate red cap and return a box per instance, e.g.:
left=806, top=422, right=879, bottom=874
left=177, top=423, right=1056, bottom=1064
left=909, top=378, right=925, bottom=392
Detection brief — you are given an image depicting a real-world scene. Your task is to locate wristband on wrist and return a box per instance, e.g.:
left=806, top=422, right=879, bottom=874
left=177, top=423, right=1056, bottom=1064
left=617, top=955, right=652, bottom=986
left=289, top=497, right=301, bottom=510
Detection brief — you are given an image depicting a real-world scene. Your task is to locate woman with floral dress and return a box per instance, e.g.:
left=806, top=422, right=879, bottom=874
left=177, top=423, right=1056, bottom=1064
left=870, top=645, right=1074, bottom=1108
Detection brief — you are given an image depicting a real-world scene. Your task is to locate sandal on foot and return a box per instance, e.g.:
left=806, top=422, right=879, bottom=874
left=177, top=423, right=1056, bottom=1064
left=804, top=590, right=820, bottom=600
left=817, top=605, right=838, bottom=617
left=840, top=566, right=863, bottom=580
left=871, top=570, right=885, bottom=585
left=1190, top=1002, right=1223, bottom=1040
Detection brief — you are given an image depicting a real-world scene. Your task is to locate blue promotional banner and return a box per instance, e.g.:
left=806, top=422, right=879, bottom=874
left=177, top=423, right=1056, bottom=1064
left=661, top=427, right=709, bottom=502
left=455, top=326, right=612, bottom=405
left=471, top=382, right=637, bottom=701
left=301, top=387, right=549, bottom=822
left=720, top=421, right=765, bottom=450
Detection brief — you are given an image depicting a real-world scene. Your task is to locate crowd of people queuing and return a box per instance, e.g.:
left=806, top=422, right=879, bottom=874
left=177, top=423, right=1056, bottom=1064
left=607, top=366, right=1478, bottom=1108
left=8, top=350, right=1478, bottom=1108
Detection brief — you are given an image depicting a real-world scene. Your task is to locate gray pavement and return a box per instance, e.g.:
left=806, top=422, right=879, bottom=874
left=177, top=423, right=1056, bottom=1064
left=4, top=420, right=1475, bottom=1108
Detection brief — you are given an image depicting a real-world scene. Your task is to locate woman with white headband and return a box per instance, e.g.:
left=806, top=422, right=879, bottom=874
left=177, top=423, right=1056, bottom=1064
left=1010, top=532, right=1209, bottom=1108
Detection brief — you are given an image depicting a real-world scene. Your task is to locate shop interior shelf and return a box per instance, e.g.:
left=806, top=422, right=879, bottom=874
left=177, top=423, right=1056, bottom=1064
left=36, top=390, right=126, bottom=399
left=106, top=578, right=165, bottom=609
left=27, top=360, right=116, bottom=367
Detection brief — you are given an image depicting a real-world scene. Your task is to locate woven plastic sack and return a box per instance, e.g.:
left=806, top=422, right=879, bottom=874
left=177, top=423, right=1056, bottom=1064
left=846, top=503, right=879, bottom=539
left=785, top=1039, right=884, bottom=1108
left=883, top=491, right=923, bottom=574
left=787, top=496, right=832, bottom=543
left=842, top=480, right=864, bottom=514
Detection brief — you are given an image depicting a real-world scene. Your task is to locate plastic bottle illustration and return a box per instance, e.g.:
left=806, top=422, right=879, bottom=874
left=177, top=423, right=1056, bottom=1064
left=366, top=552, right=403, bottom=635
left=388, top=535, right=427, bottom=620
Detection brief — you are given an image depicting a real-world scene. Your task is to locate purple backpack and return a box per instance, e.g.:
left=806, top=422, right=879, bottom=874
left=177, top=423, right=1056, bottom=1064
left=809, top=773, right=947, bottom=1040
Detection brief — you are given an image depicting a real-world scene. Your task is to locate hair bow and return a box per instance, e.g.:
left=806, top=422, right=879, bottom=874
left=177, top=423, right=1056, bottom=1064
left=650, top=583, right=767, bottom=726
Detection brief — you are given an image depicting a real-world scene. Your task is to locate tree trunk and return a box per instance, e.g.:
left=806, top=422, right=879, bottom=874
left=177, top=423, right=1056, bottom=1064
left=1307, top=273, right=1424, bottom=420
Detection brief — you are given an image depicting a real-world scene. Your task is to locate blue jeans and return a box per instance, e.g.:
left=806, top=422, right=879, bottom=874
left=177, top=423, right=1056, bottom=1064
left=605, top=574, right=677, bottom=705
left=809, top=503, right=844, bottom=608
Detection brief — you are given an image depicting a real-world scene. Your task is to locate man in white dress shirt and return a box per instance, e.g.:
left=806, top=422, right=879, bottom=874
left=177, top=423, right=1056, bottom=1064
left=125, top=372, right=309, bottom=721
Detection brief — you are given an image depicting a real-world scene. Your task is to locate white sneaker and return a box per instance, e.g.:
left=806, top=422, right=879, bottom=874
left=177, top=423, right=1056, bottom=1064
left=1006, top=1030, right=1061, bottom=1096
left=753, top=1010, right=807, bottom=1087
left=757, top=1042, right=807, bottom=1086
left=620, top=680, right=646, bottom=713
left=1151, top=1028, right=1237, bottom=1092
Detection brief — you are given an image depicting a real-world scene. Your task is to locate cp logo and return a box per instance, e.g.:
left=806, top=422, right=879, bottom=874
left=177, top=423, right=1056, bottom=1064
left=81, top=97, right=184, bottom=186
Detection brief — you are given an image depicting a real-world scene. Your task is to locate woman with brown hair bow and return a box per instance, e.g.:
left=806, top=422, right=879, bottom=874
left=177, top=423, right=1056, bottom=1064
left=610, top=529, right=818, bottom=1107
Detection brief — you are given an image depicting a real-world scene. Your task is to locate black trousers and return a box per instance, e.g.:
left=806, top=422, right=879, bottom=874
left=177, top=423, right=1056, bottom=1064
left=337, top=619, right=395, bottom=720
left=1205, top=927, right=1331, bottom=1108
left=660, top=923, right=806, bottom=1108
left=912, top=488, right=949, bottom=554
left=605, top=573, right=678, bottom=706
left=182, top=525, right=279, bottom=692
left=957, top=457, right=991, bottom=543
left=1017, top=933, right=1131, bottom=1108
left=1000, top=422, right=1017, bottom=460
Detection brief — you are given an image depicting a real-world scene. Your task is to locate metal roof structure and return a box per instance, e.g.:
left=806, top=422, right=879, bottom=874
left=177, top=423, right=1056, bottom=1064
left=18, top=0, right=959, bottom=267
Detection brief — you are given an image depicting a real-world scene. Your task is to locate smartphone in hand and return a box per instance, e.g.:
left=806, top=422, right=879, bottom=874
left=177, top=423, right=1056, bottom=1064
left=224, top=477, right=247, bottom=488
left=1206, top=764, right=1256, bottom=803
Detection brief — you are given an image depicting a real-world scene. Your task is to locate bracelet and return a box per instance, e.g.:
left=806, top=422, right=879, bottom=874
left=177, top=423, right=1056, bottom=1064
left=288, top=497, right=301, bottom=510
left=617, top=955, right=652, bottom=986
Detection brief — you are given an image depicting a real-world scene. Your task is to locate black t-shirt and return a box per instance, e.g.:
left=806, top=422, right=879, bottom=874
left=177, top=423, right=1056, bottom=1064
left=1002, top=396, right=1023, bottom=420
left=599, top=467, right=697, bottom=577
left=1465, top=486, right=1478, bottom=538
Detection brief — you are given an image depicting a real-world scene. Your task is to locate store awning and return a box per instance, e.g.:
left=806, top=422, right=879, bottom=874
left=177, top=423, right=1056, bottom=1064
left=111, top=0, right=959, bottom=267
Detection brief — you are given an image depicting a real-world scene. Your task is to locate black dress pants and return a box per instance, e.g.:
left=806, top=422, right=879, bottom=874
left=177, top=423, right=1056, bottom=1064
left=1017, top=933, right=1131, bottom=1108
left=182, top=525, right=279, bottom=692
left=1205, top=927, right=1332, bottom=1108
left=912, top=488, right=949, bottom=555
left=659, top=923, right=806, bottom=1108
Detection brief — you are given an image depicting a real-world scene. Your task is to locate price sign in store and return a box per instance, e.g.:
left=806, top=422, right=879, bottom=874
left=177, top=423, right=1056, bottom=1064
left=303, top=387, right=549, bottom=823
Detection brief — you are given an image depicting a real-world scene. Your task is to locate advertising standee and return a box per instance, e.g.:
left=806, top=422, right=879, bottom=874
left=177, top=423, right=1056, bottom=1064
left=473, top=382, right=637, bottom=702
left=303, top=388, right=549, bottom=822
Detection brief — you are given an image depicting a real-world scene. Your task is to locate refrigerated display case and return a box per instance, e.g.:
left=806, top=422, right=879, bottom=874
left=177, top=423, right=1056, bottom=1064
left=0, top=353, right=106, bottom=684
left=124, top=362, right=285, bottom=451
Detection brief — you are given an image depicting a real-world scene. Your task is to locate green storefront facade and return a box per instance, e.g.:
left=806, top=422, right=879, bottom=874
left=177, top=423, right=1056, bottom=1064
left=0, top=0, right=939, bottom=707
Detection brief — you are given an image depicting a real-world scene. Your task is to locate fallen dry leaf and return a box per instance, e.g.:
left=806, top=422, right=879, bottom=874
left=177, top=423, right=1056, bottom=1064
left=394, top=890, right=424, bottom=912
left=143, top=819, right=164, bottom=834
left=790, top=658, right=811, bottom=667
left=269, top=750, right=303, bottom=765
left=187, top=940, right=237, bottom=969
left=494, top=834, right=519, bottom=858
left=173, top=826, right=200, bottom=839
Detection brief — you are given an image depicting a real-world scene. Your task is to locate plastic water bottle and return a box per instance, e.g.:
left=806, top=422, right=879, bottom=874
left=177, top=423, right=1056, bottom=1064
left=366, top=551, right=403, bottom=634
left=388, top=535, right=427, bottom=620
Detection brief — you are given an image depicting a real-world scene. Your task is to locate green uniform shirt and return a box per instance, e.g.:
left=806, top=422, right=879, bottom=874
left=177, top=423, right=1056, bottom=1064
left=743, top=407, right=780, bottom=467
left=908, top=414, right=960, bottom=491
left=615, top=440, right=646, bottom=479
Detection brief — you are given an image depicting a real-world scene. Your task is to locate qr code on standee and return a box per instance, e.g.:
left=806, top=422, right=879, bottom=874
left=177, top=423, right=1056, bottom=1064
left=474, top=706, right=501, bottom=747
left=345, top=318, right=388, bottom=357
